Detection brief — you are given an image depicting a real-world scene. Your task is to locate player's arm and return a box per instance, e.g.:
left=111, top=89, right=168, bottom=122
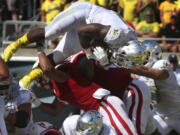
left=40, top=98, right=65, bottom=116
left=32, top=94, right=65, bottom=116
left=128, top=65, right=169, bottom=80
left=78, top=24, right=110, bottom=49
left=0, top=57, right=9, bottom=80
left=38, top=52, right=70, bottom=82
left=1, top=28, right=45, bottom=62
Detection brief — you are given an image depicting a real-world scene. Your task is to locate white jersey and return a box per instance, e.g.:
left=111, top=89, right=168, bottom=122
left=61, top=115, right=117, bottom=135
left=138, top=76, right=155, bottom=88
left=45, top=1, right=136, bottom=63
left=152, top=59, right=180, bottom=116
left=6, top=81, right=34, bottom=135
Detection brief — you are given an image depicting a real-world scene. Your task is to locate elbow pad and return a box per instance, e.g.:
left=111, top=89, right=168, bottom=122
left=14, top=110, right=30, bottom=128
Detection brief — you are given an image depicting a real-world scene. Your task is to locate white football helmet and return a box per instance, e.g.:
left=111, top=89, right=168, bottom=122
left=76, top=110, right=103, bottom=135
left=114, top=40, right=148, bottom=67
left=141, top=40, right=162, bottom=67
left=29, top=121, right=61, bottom=135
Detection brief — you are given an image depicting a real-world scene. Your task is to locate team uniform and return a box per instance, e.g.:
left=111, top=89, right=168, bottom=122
left=51, top=56, right=137, bottom=135
left=93, top=63, right=154, bottom=135
left=53, top=51, right=154, bottom=135
left=45, top=1, right=136, bottom=65
left=148, top=59, right=180, bottom=135
left=72, top=51, right=154, bottom=135
left=61, top=114, right=117, bottom=135
left=68, top=51, right=154, bottom=135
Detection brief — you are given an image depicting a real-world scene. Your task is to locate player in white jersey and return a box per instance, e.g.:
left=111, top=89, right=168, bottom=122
left=120, top=40, right=180, bottom=135
left=1, top=1, right=140, bottom=88
left=61, top=110, right=117, bottom=135
left=4, top=81, right=61, bottom=135
left=0, top=57, right=10, bottom=135
left=168, top=54, right=180, bottom=87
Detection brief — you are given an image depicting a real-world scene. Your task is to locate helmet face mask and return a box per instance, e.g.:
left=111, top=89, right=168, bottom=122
left=85, top=40, right=149, bottom=67
left=111, top=40, right=148, bottom=67
left=76, top=110, right=103, bottom=135
left=141, top=40, right=162, bottom=67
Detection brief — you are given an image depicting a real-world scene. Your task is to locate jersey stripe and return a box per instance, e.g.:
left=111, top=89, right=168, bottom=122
left=100, top=103, right=123, bottom=135
left=103, top=100, right=134, bottom=135
left=128, top=89, right=136, bottom=120
left=130, top=83, right=143, bottom=135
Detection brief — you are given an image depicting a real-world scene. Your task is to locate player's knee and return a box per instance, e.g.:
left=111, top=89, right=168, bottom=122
left=14, top=110, right=30, bottom=128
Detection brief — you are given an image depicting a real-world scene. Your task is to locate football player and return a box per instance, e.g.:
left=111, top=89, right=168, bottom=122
left=120, top=40, right=180, bottom=135
left=32, top=51, right=138, bottom=135
left=1, top=1, right=141, bottom=89
left=4, top=80, right=61, bottom=135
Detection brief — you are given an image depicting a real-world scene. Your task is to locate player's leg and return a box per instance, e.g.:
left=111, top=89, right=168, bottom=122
left=19, top=28, right=82, bottom=88
left=19, top=11, right=84, bottom=88
left=45, top=1, right=90, bottom=40
left=99, top=95, right=137, bottom=135
left=1, top=2, right=90, bottom=62
left=124, top=79, right=155, bottom=135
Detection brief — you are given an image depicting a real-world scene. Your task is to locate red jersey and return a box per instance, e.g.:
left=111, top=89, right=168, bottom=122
left=51, top=63, right=101, bottom=111
left=94, top=65, right=132, bottom=99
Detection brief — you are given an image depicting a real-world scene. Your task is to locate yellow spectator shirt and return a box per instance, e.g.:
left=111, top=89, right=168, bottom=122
left=41, top=0, right=65, bottom=24
left=136, top=21, right=160, bottom=33
left=120, top=0, right=138, bottom=22
left=159, top=1, right=177, bottom=24
left=81, top=0, right=112, bottom=8
left=175, top=0, right=180, bottom=10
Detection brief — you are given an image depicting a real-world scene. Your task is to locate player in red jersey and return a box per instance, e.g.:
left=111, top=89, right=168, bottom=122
left=34, top=51, right=137, bottom=135
left=36, top=50, right=156, bottom=135
left=67, top=51, right=155, bottom=135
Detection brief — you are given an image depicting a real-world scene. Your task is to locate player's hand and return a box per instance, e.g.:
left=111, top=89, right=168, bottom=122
left=93, top=47, right=109, bottom=66
left=38, top=52, right=53, bottom=72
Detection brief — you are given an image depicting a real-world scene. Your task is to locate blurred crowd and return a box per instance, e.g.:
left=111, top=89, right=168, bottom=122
left=1, top=0, right=180, bottom=52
